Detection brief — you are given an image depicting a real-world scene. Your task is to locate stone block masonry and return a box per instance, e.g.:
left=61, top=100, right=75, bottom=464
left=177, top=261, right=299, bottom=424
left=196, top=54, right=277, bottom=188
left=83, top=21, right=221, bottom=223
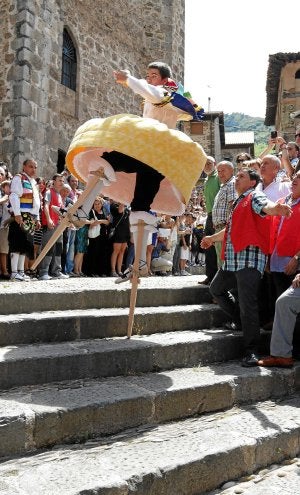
left=0, top=0, right=184, bottom=176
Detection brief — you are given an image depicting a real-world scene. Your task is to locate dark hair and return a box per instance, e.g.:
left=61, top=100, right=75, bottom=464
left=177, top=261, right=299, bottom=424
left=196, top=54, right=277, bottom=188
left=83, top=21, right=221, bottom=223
left=236, top=152, right=251, bottom=162
left=67, top=174, right=77, bottom=183
left=241, top=167, right=261, bottom=187
left=23, top=158, right=36, bottom=166
left=288, top=141, right=299, bottom=152
left=0, top=179, right=11, bottom=189
left=52, top=173, right=64, bottom=181
left=36, top=176, right=45, bottom=184
left=147, top=61, right=172, bottom=79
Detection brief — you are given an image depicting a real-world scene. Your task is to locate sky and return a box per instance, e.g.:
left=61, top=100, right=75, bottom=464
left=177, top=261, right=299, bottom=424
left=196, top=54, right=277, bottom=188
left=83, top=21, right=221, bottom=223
left=184, top=0, right=299, bottom=119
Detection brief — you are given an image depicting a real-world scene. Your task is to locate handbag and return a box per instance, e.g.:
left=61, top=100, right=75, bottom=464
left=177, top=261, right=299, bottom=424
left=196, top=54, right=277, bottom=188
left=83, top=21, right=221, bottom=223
left=108, top=208, right=128, bottom=240
left=108, top=227, right=115, bottom=239
left=88, top=210, right=101, bottom=238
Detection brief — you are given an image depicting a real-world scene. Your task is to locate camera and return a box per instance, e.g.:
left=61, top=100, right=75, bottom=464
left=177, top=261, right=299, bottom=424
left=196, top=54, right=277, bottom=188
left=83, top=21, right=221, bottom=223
left=271, top=130, right=277, bottom=139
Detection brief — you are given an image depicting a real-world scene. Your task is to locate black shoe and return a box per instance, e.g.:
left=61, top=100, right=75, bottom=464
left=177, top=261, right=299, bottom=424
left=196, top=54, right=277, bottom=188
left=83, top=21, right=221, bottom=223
left=224, top=321, right=242, bottom=332
left=198, top=277, right=210, bottom=285
left=241, top=352, right=259, bottom=367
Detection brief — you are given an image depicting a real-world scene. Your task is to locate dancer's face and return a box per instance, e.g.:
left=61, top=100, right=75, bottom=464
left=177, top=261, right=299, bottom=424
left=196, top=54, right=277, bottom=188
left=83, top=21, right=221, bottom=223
left=146, top=68, right=167, bottom=86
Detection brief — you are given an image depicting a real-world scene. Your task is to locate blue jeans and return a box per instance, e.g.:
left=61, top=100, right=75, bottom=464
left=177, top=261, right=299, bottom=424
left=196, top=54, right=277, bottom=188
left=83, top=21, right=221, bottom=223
left=210, top=267, right=262, bottom=353
left=65, top=228, right=76, bottom=273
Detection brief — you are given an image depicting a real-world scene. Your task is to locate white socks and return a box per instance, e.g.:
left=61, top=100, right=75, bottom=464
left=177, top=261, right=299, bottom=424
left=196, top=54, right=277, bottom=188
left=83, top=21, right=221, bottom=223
left=130, top=211, right=157, bottom=268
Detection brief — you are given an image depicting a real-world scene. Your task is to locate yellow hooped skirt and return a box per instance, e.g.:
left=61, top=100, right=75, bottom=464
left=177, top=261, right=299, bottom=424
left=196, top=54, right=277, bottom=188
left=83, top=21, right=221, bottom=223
left=66, top=114, right=207, bottom=215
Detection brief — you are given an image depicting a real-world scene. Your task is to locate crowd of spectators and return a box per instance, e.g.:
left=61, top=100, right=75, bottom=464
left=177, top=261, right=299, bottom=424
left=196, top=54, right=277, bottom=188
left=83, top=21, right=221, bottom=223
left=0, top=131, right=299, bottom=286
left=0, top=161, right=207, bottom=281
left=200, top=129, right=300, bottom=367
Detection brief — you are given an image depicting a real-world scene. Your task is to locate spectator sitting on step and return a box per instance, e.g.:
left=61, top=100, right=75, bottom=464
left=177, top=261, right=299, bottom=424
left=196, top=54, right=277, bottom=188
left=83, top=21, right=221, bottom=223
left=258, top=272, right=300, bottom=368
left=151, top=229, right=172, bottom=275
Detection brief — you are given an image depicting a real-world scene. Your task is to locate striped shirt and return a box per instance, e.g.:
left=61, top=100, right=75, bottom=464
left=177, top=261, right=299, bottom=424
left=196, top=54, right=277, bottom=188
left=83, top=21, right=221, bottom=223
left=212, top=176, right=237, bottom=227
left=222, top=188, right=269, bottom=274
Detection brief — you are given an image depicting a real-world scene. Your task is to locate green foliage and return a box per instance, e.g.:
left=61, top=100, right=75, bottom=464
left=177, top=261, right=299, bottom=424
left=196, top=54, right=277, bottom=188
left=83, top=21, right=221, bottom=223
left=224, top=113, right=273, bottom=150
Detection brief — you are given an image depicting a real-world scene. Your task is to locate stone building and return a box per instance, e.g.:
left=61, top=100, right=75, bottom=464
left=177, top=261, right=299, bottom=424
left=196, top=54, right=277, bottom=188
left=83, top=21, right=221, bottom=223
left=183, top=112, right=225, bottom=164
left=0, top=0, right=184, bottom=177
left=265, top=52, right=300, bottom=138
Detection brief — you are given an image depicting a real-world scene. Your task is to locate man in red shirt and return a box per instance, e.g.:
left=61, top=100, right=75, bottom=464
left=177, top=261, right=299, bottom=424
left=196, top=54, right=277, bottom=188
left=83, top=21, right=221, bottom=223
left=38, top=173, right=69, bottom=280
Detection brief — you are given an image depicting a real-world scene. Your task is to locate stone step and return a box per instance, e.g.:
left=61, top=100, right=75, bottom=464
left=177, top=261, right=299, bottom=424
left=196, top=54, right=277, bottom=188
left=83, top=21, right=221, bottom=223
left=0, top=303, right=226, bottom=346
left=0, top=328, right=258, bottom=390
left=0, top=275, right=210, bottom=315
left=209, top=456, right=300, bottom=494
left=1, top=394, right=299, bottom=495
left=0, top=362, right=298, bottom=459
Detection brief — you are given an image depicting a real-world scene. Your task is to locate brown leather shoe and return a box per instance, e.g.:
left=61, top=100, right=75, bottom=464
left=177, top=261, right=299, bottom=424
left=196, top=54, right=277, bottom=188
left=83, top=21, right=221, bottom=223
left=198, top=277, right=210, bottom=285
left=257, top=356, right=294, bottom=368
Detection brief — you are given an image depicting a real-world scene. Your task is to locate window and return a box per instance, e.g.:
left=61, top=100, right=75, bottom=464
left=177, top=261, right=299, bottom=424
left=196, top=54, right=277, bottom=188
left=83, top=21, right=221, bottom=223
left=61, top=29, right=77, bottom=91
left=190, top=122, right=204, bottom=135
left=57, top=149, right=66, bottom=173
left=295, top=70, right=300, bottom=80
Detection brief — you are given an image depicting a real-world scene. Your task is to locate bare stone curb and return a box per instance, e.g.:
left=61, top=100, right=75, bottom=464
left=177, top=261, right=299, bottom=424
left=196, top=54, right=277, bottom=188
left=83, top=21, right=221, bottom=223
left=0, top=329, right=248, bottom=390
left=0, top=363, right=298, bottom=458
left=0, top=304, right=226, bottom=346
left=0, top=396, right=299, bottom=494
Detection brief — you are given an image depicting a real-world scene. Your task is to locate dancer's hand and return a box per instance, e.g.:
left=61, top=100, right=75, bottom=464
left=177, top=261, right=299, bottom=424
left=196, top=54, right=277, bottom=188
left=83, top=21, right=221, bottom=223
left=113, top=70, right=130, bottom=85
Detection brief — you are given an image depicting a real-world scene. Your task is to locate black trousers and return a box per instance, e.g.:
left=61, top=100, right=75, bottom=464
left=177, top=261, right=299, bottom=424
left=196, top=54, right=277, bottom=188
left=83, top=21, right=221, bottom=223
left=210, top=267, right=262, bottom=353
left=204, top=212, right=218, bottom=282
left=8, top=221, right=34, bottom=259
left=102, top=151, right=164, bottom=212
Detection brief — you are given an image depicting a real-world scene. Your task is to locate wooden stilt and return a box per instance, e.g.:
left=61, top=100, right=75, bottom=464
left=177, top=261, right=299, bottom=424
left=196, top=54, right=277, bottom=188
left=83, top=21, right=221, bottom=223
left=127, top=219, right=145, bottom=339
left=31, top=168, right=107, bottom=271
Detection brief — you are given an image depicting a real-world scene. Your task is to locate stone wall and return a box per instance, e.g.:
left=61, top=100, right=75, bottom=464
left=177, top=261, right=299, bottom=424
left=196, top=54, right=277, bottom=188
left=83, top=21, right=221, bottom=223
left=277, top=61, right=300, bottom=140
left=0, top=0, right=184, bottom=177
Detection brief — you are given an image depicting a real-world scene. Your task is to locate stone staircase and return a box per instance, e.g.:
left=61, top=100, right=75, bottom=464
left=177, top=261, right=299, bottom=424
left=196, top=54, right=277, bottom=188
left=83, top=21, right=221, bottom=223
left=0, top=275, right=299, bottom=494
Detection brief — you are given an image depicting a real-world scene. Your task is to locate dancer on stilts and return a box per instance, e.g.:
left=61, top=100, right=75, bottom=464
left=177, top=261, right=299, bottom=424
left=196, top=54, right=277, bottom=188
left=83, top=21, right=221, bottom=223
left=32, top=62, right=206, bottom=336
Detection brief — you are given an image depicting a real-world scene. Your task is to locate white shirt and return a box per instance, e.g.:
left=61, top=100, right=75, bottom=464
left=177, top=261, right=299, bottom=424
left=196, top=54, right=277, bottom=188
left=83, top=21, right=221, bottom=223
left=255, top=179, right=291, bottom=202
left=9, top=172, right=40, bottom=217
left=127, top=75, right=188, bottom=129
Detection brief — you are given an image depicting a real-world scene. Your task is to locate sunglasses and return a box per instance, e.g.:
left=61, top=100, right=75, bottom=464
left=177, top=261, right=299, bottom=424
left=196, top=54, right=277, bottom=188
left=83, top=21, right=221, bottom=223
left=295, top=134, right=300, bottom=138
left=237, top=159, right=246, bottom=163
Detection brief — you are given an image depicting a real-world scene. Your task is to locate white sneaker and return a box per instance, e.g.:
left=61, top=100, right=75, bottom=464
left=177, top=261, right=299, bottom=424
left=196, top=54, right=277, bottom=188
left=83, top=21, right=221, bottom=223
left=115, top=264, right=148, bottom=284
left=10, top=272, right=25, bottom=282
left=39, top=274, right=52, bottom=281
left=180, top=270, right=191, bottom=276
left=52, top=273, right=69, bottom=279
left=19, top=272, right=31, bottom=281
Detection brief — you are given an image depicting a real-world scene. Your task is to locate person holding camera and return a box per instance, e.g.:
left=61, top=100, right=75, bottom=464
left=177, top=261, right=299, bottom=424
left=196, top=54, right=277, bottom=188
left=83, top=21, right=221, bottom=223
left=276, top=137, right=299, bottom=178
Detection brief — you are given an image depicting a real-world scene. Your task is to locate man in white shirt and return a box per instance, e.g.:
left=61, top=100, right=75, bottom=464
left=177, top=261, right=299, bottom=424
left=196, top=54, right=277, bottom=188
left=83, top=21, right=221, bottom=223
left=255, top=155, right=291, bottom=201
left=8, top=159, right=40, bottom=281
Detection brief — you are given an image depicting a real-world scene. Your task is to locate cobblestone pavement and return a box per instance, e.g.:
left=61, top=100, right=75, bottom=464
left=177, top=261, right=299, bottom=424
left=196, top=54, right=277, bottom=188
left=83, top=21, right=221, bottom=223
left=208, top=456, right=300, bottom=494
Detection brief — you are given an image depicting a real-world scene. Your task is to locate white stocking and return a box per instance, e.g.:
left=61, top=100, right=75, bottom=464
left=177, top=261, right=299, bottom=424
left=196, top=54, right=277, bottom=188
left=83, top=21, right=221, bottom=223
left=10, top=252, right=19, bottom=274
left=75, top=158, right=116, bottom=220
left=17, top=254, right=25, bottom=273
left=130, top=211, right=157, bottom=268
